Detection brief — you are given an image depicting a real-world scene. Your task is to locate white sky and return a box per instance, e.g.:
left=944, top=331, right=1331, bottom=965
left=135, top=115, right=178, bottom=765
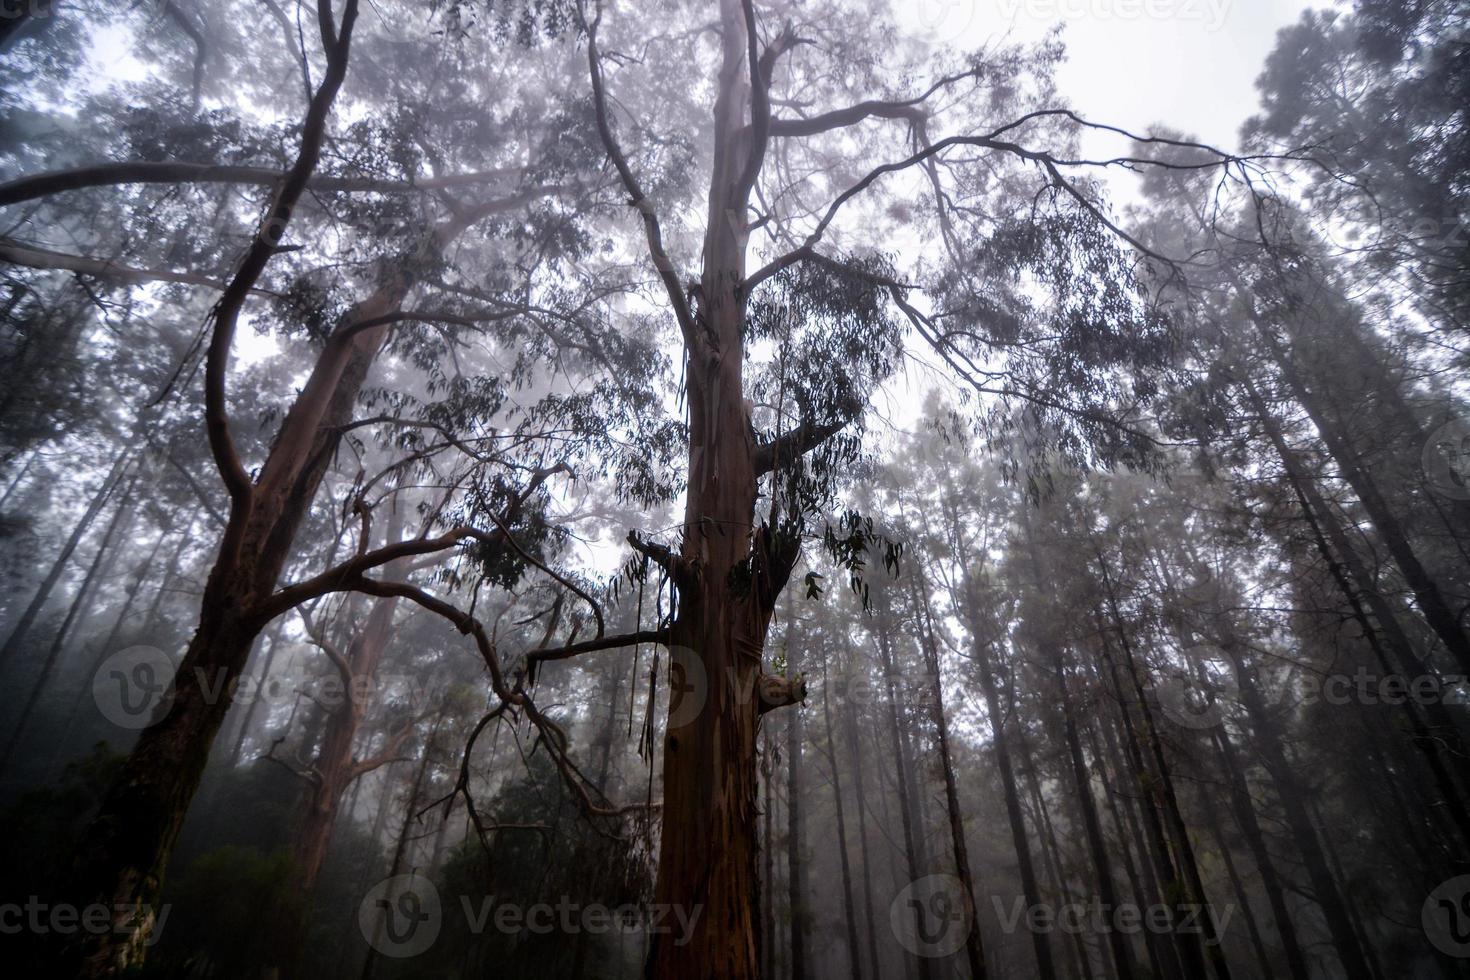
left=907, top=0, right=1314, bottom=149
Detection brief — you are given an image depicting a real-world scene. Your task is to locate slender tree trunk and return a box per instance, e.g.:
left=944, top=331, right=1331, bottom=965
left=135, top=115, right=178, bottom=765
left=910, top=573, right=986, bottom=980
left=1229, top=650, right=1374, bottom=980
left=1246, top=375, right=1470, bottom=844
left=293, top=507, right=408, bottom=893
left=965, top=603, right=1058, bottom=980
left=1254, top=316, right=1470, bottom=673
left=1, top=465, right=139, bottom=773
left=0, top=451, right=129, bottom=665
left=361, top=716, right=440, bottom=980
left=1092, top=613, right=1188, bottom=980
left=785, top=630, right=808, bottom=980
left=842, top=650, right=885, bottom=980
left=819, top=644, right=864, bottom=980
left=1086, top=719, right=1166, bottom=980
left=762, top=727, right=776, bottom=980
left=1200, top=799, right=1272, bottom=980
left=1056, top=656, right=1134, bottom=980
left=1096, top=558, right=1230, bottom=979
left=876, top=604, right=935, bottom=980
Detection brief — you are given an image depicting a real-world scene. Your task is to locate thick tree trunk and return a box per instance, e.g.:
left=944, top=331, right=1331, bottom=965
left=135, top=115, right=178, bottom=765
left=72, top=284, right=408, bottom=976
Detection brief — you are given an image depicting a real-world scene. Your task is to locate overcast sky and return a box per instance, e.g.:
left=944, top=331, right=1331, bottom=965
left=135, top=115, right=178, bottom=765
left=907, top=0, right=1314, bottom=148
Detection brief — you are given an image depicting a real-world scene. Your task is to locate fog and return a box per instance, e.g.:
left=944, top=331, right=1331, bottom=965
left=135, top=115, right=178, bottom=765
left=1, top=1, right=1467, bottom=978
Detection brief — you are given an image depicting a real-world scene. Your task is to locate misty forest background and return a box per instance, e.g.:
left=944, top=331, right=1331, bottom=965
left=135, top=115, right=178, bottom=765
left=0, top=0, right=1468, bottom=977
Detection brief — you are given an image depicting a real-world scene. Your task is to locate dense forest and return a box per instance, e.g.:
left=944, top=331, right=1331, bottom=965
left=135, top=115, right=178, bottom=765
left=0, top=0, right=1467, bottom=977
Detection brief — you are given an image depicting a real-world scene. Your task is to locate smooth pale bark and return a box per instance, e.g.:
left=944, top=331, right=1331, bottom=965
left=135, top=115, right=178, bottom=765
left=292, top=520, right=409, bottom=893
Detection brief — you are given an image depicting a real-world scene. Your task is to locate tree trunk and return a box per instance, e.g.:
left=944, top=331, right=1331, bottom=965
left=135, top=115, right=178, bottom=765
left=1056, top=656, right=1134, bottom=980
left=72, top=279, right=411, bottom=976
left=875, top=602, right=936, bottom=980
left=1096, top=558, right=1230, bottom=979
left=842, top=647, right=886, bottom=980
left=0, top=450, right=129, bottom=666
left=1, top=464, right=139, bottom=774
left=1228, top=650, right=1375, bottom=980
left=910, top=573, right=986, bottom=980
left=963, top=591, right=1059, bottom=980
left=818, top=642, right=864, bottom=980
left=1254, top=315, right=1470, bottom=673
left=785, top=625, right=808, bottom=980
